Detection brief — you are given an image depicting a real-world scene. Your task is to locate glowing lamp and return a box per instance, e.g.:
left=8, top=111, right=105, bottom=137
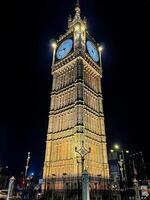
left=125, top=150, right=129, bottom=154
left=114, top=144, right=120, bottom=150
left=51, top=42, right=57, bottom=49
left=98, top=46, right=103, bottom=52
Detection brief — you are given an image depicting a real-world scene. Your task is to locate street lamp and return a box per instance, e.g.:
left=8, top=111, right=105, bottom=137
left=125, top=150, right=129, bottom=154
left=51, top=41, right=57, bottom=66
left=75, top=141, right=91, bottom=173
left=98, top=45, right=103, bottom=68
left=110, top=149, right=114, bottom=153
left=114, top=144, right=120, bottom=150
left=25, top=152, right=30, bottom=178
left=76, top=159, right=80, bottom=200
left=113, top=144, right=128, bottom=181
left=113, top=144, right=129, bottom=200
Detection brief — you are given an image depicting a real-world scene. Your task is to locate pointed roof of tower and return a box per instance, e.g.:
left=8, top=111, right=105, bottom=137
left=68, top=0, right=87, bottom=29
left=76, top=0, right=80, bottom=7
left=74, top=0, right=81, bottom=20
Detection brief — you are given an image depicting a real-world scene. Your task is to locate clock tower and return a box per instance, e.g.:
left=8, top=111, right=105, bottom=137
left=43, top=1, right=109, bottom=196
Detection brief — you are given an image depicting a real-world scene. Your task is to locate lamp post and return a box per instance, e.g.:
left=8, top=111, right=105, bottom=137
left=77, top=159, right=80, bottom=200
left=113, top=145, right=128, bottom=182
left=113, top=144, right=129, bottom=200
left=25, top=152, right=30, bottom=178
left=51, top=42, right=57, bottom=66
left=75, top=141, right=91, bottom=200
left=98, top=45, right=103, bottom=68
left=75, top=141, right=91, bottom=173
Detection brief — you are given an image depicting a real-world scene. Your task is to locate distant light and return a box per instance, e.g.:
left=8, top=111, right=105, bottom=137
left=98, top=46, right=103, bottom=52
left=114, top=144, right=120, bottom=150
left=51, top=42, right=57, bottom=49
left=125, top=150, right=129, bottom=154
left=31, top=172, right=34, bottom=176
left=110, top=149, right=114, bottom=153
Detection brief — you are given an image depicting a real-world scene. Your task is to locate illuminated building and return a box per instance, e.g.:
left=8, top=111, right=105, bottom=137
left=43, top=1, right=109, bottom=194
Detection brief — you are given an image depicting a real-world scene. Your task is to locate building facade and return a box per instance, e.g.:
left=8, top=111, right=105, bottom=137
left=43, top=1, right=109, bottom=192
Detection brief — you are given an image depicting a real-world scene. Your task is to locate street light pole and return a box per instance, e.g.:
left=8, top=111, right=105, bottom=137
left=75, top=141, right=91, bottom=173
left=75, top=141, right=91, bottom=200
left=51, top=42, right=57, bottom=66
left=118, top=154, right=124, bottom=181
left=121, top=150, right=128, bottom=186
left=113, top=144, right=129, bottom=200
left=77, top=159, right=80, bottom=200
left=25, top=152, right=30, bottom=178
left=98, top=45, right=103, bottom=68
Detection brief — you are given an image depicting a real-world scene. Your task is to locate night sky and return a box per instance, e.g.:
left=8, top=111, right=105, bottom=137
left=0, top=0, right=150, bottom=176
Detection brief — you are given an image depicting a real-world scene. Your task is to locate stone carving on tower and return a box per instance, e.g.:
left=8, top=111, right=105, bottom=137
left=43, top=0, right=109, bottom=193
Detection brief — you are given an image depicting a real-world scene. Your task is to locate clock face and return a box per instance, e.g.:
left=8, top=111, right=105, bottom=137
left=86, top=41, right=99, bottom=62
left=56, top=39, right=73, bottom=60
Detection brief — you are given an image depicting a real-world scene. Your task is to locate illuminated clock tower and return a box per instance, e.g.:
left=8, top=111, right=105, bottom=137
left=43, top=1, right=109, bottom=193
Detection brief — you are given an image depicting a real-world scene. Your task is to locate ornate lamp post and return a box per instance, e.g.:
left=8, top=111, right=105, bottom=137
left=25, top=152, right=30, bottom=178
left=75, top=141, right=91, bottom=200
left=77, top=159, right=80, bottom=200
left=75, top=140, right=91, bottom=173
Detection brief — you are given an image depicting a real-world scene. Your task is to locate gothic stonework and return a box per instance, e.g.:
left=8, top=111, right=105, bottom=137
left=43, top=1, right=109, bottom=190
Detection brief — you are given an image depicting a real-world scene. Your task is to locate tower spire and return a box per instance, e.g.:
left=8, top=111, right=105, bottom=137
left=76, top=0, right=80, bottom=7
left=74, top=0, right=81, bottom=20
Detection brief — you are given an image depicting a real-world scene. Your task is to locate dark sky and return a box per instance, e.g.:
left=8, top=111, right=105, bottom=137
left=0, top=0, right=150, bottom=176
